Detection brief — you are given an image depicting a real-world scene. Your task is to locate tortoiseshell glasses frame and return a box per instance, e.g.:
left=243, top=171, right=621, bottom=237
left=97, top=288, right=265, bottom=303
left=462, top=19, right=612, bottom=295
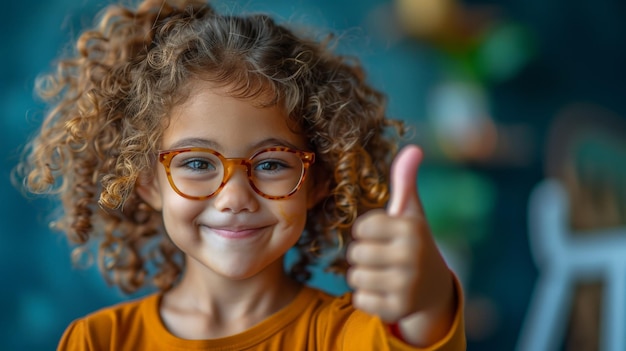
left=158, top=146, right=315, bottom=200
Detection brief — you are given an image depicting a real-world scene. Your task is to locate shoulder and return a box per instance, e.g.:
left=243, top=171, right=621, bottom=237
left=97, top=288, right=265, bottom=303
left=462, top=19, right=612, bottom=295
left=296, top=287, right=367, bottom=335
left=57, top=294, right=160, bottom=351
left=275, top=285, right=358, bottom=333
left=294, top=286, right=355, bottom=317
left=83, top=293, right=157, bottom=329
left=302, top=286, right=357, bottom=318
left=291, top=287, right=393, bottom=349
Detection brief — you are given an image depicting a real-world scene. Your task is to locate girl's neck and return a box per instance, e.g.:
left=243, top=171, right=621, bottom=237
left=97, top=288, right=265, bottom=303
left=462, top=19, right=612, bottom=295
left=159, top=258, right=302, bottom=339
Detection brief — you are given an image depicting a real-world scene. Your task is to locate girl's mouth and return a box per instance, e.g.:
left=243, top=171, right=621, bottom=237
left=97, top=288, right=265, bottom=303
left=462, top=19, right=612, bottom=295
left=210, top=227, right=266, bottom=239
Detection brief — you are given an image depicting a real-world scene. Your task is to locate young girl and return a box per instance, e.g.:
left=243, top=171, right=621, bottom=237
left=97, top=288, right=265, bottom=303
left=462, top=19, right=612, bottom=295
left=20, top=0, right=465, bottom=349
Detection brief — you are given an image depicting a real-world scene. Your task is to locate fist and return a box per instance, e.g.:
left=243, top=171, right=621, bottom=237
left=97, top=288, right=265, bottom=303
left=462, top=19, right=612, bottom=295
left=347, top=145, right=452, bottom=323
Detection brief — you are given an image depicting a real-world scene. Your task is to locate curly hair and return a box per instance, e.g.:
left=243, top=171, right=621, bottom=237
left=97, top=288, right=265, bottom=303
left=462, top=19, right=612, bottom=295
left=18, top=0, right=405, bottom=294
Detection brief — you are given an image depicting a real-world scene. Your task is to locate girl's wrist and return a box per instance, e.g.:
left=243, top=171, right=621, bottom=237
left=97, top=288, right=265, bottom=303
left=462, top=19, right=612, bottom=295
left=387, top=322, right=406, bottom=342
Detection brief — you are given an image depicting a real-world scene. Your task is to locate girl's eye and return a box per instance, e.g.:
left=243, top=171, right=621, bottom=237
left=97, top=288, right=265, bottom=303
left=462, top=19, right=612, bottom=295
left=255, top=161, right=285, bottom=172
left=182, top=159, right=216, bottom=171
left=255, top=161, right=281, bottom=171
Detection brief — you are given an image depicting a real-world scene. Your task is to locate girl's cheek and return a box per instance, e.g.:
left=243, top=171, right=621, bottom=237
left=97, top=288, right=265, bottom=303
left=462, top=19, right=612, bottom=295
left=278, top=204, right=296, bottom=226
left=164, top=194, right=201, bottom=220
left=278, top=202, right=307, bottom=228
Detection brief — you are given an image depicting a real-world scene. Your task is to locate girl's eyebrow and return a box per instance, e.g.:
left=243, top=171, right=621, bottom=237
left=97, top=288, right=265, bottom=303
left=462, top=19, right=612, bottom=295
left=166, top=137, right=303, bottom=151
left=166, top=138, right=220, bottom=150
left=249, top=138, right=304, bottom=151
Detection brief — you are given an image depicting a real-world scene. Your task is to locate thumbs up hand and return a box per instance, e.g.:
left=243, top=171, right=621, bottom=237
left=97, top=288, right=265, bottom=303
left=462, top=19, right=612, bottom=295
left=347, top=145, right=456, bottom=346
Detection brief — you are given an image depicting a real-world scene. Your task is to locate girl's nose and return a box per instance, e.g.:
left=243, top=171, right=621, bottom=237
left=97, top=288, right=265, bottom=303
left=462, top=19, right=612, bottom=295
left=212, top=167, right=260, bottom=213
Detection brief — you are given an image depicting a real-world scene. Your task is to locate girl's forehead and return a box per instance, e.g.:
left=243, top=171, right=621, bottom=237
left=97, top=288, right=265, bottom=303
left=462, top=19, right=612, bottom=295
left=181, top=75, right=281, bottom=106
left=169, top=78, right=289, bottom=120
left=161, top=80, right=306, bottom=152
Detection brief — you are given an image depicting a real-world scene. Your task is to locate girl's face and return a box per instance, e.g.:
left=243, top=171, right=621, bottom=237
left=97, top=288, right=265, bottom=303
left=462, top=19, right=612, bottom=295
left=139, top=80, right=321, bottom=281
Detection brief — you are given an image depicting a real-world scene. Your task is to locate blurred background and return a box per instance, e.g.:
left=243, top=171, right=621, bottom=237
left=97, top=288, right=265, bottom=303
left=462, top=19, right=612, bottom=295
left=2, top=0, right=626, bottom=350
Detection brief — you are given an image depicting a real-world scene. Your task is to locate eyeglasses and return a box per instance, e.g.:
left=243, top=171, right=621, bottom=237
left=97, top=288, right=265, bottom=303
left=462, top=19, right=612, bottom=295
left=158, top=147, right=315, bottom=200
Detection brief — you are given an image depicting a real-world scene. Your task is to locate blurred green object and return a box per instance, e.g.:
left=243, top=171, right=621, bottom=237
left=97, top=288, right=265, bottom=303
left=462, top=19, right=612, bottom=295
left=419, top=166, right=496, bottom=244
left=476, top=22, right=537, bottom=83
left=438, top=20, right=536, bottom=84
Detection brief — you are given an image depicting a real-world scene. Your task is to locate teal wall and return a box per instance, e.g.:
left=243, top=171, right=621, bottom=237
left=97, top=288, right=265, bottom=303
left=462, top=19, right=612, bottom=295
left=2, top=0, right=625, bottom=350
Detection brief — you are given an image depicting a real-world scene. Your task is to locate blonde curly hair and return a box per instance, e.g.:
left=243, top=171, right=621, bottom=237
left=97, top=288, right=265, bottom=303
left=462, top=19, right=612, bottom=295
left=19, top=0, right=405, bottom=294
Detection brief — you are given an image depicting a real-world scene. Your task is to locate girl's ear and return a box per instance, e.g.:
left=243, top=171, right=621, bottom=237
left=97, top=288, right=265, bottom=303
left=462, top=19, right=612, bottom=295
left=135, top=174, right=163, bottom=211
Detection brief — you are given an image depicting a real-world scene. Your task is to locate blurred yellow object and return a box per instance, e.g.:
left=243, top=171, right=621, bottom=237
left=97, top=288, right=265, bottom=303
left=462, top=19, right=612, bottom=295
left=394, top=0, right=457, bottom=39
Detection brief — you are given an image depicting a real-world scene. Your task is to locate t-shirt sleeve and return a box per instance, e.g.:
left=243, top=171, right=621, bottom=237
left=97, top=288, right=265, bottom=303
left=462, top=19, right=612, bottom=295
left=57, top=319, right=89, bottom=351
left=336, top=273, right=466, bottom=351
left=388, top=274, right=466, bottom=351
left=56, top=307, right=117, bottom=351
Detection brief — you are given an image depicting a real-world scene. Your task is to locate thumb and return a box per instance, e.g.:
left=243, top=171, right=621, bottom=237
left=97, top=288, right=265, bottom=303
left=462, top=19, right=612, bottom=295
left=387, top=144, right=425, bottom=218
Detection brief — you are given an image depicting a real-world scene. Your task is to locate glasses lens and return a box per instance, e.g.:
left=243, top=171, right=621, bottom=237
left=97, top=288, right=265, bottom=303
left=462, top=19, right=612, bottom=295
left=169, top=151, right=224, bottom=198
left=250, top=150, right=305, bottom=197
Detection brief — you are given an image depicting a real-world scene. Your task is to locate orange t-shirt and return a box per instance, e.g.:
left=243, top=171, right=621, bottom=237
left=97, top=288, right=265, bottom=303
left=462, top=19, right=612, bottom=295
left=58, top=283, right=465, bottom=351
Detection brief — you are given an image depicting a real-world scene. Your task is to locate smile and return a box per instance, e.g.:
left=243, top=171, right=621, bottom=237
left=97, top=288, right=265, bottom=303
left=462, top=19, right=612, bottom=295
left=209, top=226, right=267, bottom=240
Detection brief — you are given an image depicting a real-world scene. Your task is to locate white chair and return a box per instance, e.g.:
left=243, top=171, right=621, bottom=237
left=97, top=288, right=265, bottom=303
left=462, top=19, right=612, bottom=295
left=517, top=179, right=626, bottom=351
